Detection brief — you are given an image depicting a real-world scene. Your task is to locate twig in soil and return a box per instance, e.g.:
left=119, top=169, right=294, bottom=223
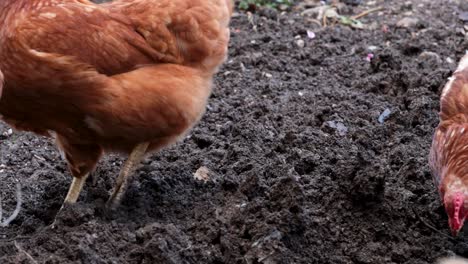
left=258, top=251, right=276, bottom=262
left=318, top=5, right=335, bottom=27
left=0, top=235, right=31, bottom=243
left=32, top=154, right=46, bottom=162
left=33, top=154, right=55, bottom=170
left=395, top=161, right=411, bottom=185
left=351, top=7, right=384, bottom=20
left=0, top=223, right=51, bottom=243
left=247, top=12, right=257, bottom=32
left=307, top=18, right=322, bottom=27
left=0, top=183, right=22, bottom=227
left=412, top=207, right=456, bottom=241
left=14, top=241, right=38, bottom=264
left=322, top=10, right=328, bottom=27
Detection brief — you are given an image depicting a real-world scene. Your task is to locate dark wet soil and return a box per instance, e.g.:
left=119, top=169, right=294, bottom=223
left=2, top=0, right=468, bottom=263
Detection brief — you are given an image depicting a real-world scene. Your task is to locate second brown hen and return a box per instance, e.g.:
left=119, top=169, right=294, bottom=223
left=430, top=54, right=468, bottom=235
left=0, top=0, right=232, bottom=210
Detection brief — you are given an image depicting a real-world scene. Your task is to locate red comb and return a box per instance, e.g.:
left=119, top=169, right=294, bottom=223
left=452, top=193, right=464, bottom=229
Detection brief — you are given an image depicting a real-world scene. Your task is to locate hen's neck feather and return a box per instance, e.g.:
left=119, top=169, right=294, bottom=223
left=431, top=122, right=468, bottom=187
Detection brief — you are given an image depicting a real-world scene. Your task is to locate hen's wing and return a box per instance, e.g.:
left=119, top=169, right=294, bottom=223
left=6, top=3, right=167, bottom=76
left=111, top=0, right=232, bottom=72
left=6, top=0, right=231, bottom=77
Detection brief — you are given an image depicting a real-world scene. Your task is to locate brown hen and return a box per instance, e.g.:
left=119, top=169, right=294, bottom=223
left=0, top=0, right=232, bottom=210
left=430, top=54, right=468, bottom=235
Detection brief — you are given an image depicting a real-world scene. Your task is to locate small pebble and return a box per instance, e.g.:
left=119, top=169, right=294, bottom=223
left=296, top=39, right=305, bottom=48
left=459, top=11, right=468, bottom=22
left=307, top=30, right=316, bottom=39
left=378, top=108, right=392, bottom=123
left=366, top=53, right=374, bottom=62
left=396, top=17, right=419, bottom=28
left=325, top=121, right=348, bottom=136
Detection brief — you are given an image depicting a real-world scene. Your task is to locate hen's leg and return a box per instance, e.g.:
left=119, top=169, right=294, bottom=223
left=106, top=142, right=149, bottom=209
left=51, top=175, right=88, bottom=228
left=50, top=137, right=102, bottom=227
left=55, top=135, right=103, bottom=206
left=63, top=173, right=90, bottom=203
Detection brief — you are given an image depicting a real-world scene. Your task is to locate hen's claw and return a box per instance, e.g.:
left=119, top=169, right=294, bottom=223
left=51, top=176, right=89, bottom=228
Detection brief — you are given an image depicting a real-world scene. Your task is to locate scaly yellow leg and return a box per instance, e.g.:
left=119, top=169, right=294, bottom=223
left=64, top=174, right=89, bottom=204
left=51, top=173, right=89, bottom=228
left=106, top=142, right=150, bottom=210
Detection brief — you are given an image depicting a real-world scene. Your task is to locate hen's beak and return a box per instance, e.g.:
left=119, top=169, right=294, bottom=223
left=449, top=211, right=465, bottom=236
left=450, top=223, right=461, bottom=236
